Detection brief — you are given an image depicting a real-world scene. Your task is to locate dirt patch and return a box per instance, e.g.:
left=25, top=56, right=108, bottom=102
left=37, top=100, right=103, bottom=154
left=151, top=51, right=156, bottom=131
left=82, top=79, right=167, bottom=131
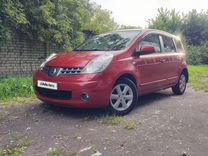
left=1, top=87, right=208, bottom=156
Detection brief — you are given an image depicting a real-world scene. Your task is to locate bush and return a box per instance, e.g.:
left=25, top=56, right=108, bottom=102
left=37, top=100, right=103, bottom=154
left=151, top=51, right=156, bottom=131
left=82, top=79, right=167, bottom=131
left=0, top=0, right=117, bottom=50
left=187, top=42, right=208, bottom=65
left=0, top=77, right=34, bottom=101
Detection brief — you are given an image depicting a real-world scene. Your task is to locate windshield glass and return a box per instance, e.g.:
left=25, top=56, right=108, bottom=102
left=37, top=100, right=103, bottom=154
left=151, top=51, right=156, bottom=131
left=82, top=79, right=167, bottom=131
left=74, top=30, right=141, bottom=51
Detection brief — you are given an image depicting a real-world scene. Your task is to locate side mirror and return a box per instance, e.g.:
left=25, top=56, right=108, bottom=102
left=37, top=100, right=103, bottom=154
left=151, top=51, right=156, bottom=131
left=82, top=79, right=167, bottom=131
left=140, top=45, right=156, bottom=55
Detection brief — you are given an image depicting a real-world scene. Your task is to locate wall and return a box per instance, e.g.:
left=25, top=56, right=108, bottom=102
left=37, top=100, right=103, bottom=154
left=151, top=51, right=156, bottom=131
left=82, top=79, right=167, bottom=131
left=0, top=33, right=61, bottom=78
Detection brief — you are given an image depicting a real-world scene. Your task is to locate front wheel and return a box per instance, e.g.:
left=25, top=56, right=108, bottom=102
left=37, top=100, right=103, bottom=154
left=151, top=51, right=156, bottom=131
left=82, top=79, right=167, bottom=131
left=172, top=72, right=187, bottom=95
left=109, top=78, right=138, bottom=115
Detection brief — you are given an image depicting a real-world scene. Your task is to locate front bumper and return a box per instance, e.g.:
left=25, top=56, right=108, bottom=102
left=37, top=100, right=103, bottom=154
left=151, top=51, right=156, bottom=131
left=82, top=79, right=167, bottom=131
left=33, top=70, right=112, bottom=108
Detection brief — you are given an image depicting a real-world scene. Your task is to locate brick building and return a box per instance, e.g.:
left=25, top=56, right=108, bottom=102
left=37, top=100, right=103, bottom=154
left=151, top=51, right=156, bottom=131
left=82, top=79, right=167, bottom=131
left=0, top=33, right=60, bottom=78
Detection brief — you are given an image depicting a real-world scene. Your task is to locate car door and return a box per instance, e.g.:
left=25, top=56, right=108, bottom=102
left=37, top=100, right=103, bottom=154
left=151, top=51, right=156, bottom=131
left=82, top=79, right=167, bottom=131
left=134, top=33, right=166, bottom=94
left=160, top=35, right=181, bottom=87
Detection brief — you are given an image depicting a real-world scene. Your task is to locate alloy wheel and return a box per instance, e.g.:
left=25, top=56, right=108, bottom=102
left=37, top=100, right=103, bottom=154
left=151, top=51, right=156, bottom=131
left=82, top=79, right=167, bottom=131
left=110, top=84, right=133, bottom=111
left=179, top=74, right=186, bottom=92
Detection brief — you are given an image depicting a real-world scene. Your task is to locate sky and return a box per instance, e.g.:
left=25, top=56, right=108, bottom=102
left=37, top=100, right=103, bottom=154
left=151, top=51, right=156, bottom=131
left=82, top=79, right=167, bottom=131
left=90, top=0, right=208, bottom=28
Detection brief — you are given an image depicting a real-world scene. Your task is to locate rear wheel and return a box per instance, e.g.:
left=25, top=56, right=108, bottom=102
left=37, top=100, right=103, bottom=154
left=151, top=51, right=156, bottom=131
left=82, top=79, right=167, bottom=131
left=172, top=72, right=187, bottom=95
left=109, top=78, right=138, bottom=115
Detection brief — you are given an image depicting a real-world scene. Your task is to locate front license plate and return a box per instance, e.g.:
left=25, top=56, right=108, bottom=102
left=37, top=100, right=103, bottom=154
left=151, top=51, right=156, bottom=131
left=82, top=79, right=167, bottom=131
left=37, top=80, right=58, bottom=90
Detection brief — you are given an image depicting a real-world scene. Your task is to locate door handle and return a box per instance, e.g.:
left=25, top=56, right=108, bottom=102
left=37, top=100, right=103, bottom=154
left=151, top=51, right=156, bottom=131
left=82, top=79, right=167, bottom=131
left=132, top=61, right=139, bottom=66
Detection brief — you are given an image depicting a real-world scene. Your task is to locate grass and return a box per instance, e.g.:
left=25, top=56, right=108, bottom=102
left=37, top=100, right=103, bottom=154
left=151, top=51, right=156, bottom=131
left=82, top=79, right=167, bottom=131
left=0, top=138, right=32, bottom=156
left=188, top=65, right=208, bottom=92
left=73, top=133, right=82, bottom=140
left=101, top=115, right=124, bottom=125
left=1, top=97, right=37, bottom=106
left=124, top=122, right=137, bottom=130
left=0, top=77, right=36, bottom=106
left=48, top=147, right=62, bottom=156
left=19, top=138, right=32, bottom=147
left=100, top=115, right=143, bottom=130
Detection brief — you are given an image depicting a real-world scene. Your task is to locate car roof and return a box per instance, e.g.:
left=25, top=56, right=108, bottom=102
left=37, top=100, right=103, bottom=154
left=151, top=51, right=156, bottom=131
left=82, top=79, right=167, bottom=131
left=115, top=29, right=179, bottom=39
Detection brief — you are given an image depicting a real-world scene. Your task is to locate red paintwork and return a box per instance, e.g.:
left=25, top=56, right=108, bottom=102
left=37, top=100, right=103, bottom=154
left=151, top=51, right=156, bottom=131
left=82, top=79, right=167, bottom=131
left=33, top=29, right=188, bottom=108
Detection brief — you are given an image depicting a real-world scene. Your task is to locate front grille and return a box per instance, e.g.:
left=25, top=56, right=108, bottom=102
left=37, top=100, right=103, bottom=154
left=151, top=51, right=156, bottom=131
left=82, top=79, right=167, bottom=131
left=36, top=87, right=72, bottom=100
left=60, top=67, right=82, bottom=75
left=42, top=66, right=82, bottom=77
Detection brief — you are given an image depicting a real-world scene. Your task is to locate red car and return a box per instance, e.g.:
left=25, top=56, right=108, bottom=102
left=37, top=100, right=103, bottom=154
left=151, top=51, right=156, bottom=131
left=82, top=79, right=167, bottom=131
left=33, top=29, right=188, bottom=115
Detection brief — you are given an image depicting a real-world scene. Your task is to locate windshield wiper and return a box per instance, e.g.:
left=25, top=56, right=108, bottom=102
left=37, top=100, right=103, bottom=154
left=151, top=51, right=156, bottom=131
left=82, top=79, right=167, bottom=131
left=74, top=48, right=107, bottom=51
left=109, top=38, right=130, bottom=50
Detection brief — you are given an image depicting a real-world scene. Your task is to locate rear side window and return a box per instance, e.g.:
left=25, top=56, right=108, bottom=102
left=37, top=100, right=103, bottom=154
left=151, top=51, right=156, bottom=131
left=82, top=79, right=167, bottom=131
left=138, top=34, right=161, bottom=53
left=161, top=36, right=176, bottom=52
left=174, top=38, right=183, bottom=52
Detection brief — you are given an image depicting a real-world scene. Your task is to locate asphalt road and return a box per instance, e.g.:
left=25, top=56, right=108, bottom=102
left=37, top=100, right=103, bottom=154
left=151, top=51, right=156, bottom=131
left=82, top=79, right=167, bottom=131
left=0, top=87, right=208, bottom=156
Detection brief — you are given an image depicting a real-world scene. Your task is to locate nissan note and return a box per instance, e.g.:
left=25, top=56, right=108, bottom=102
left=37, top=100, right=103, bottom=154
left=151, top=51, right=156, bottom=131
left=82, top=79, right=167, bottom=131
left=33, top=29, right=188, bottom=115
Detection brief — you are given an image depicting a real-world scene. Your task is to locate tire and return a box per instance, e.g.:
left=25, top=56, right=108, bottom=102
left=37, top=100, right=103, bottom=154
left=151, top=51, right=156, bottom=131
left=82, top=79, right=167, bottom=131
left=109, top=78, right=138, bottom=115
left=172, top=72, right=187, bottom=95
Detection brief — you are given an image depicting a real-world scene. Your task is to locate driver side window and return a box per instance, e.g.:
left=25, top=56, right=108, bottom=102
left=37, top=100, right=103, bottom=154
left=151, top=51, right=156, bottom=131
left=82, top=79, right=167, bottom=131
left=136, top=34, right=161, bottom=53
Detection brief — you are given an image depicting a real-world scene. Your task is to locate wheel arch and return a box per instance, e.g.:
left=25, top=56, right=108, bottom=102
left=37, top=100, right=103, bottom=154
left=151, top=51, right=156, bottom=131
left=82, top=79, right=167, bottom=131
left=115, top=73, right=138, bottom=87
left=109, top=73, right=138, bottom=115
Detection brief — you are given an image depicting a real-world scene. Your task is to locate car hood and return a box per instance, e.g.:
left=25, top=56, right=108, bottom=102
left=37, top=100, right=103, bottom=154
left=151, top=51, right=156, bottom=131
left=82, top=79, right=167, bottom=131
left=46, top=51, right=111, bottom=68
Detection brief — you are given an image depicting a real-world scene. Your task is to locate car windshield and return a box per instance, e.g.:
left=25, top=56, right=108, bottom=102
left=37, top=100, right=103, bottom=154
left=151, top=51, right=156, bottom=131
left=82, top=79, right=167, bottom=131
left=74, top=30, right=141, bottom=51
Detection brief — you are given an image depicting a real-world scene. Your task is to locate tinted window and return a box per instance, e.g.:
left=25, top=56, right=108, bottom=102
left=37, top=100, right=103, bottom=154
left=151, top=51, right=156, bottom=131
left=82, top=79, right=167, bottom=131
left=162, top=36, right=176, bottom=52
left=174, top=38, right=183, bottom=52
left=74, top=30, right=141, bottom=51
left=137, top=34, right=161, bottom=53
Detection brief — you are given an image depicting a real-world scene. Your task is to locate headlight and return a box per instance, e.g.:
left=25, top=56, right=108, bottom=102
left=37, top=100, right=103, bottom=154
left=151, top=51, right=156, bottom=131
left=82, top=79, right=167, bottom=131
left=81, top=54, right=114, bottom=74
left=40, top=53, right=57, bottom=68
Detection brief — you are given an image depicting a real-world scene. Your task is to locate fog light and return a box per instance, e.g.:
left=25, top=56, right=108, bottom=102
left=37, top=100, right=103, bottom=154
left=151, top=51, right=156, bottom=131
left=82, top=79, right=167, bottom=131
left=81, top=93, right=90, bottom=102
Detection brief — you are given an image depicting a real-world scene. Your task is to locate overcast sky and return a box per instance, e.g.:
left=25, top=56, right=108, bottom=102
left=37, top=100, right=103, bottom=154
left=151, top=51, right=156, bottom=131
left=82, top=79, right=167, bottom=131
left=90, top=0, right=208, bottom=28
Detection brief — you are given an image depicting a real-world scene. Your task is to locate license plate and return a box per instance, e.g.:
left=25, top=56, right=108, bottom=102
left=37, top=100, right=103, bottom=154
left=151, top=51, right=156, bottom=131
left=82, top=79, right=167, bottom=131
left=37, top=80, right=58, bottom=90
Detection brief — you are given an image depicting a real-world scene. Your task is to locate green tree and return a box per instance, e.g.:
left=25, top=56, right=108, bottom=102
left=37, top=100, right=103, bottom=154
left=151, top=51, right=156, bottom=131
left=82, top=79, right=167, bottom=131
left=83, top=3, right=117, bottom=34
left=183, top=10, right=208, bottom=46
left=0, top=0, right=117, bottom=50
left=118, top=25, right=142, bottom=30
left=148, top=8, right=182, bottom=33
left=0, top=0, right=28, bottom=41
left=187, top=42, right=208, bottom=64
